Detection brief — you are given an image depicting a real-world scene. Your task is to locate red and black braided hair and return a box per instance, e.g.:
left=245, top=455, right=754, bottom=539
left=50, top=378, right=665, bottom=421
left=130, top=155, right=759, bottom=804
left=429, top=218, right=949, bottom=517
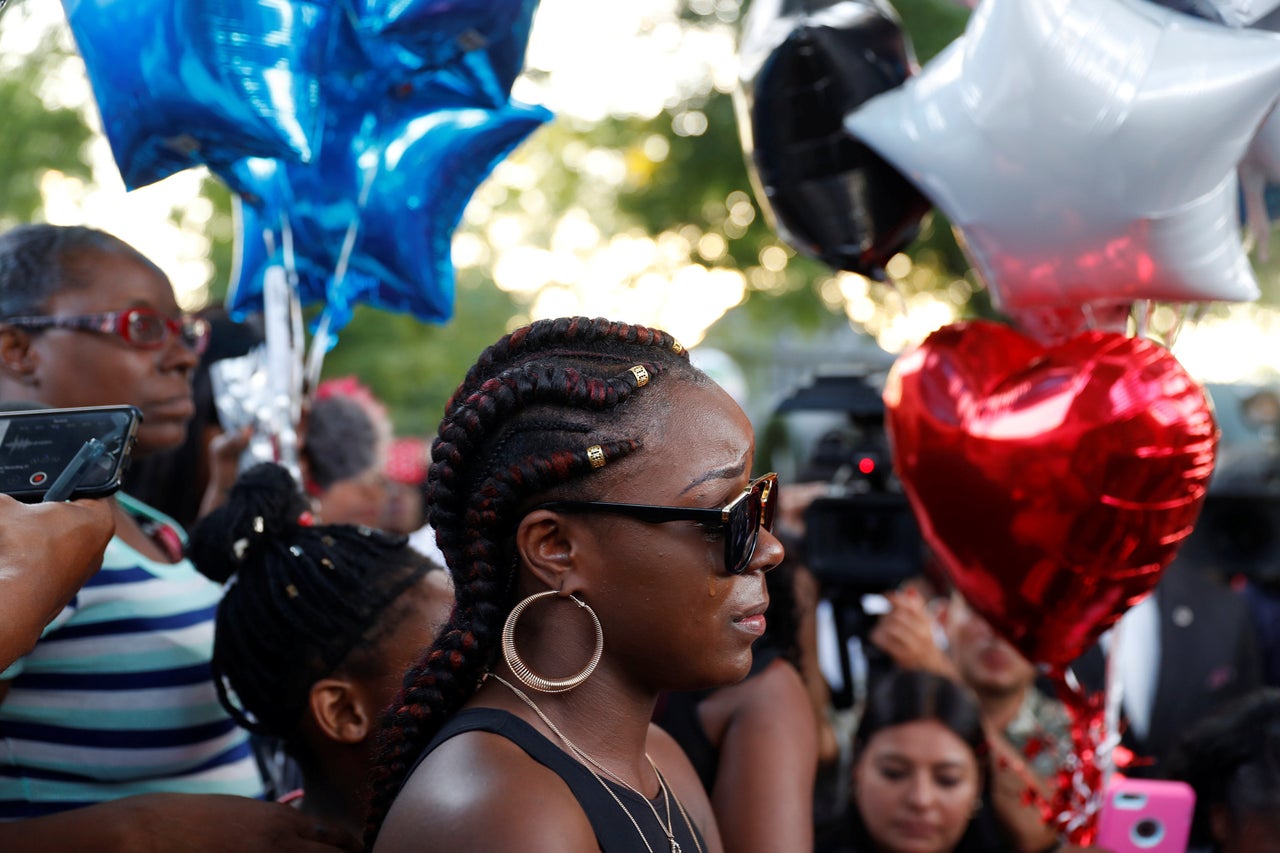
left=364, top=316, right=703, bottom=844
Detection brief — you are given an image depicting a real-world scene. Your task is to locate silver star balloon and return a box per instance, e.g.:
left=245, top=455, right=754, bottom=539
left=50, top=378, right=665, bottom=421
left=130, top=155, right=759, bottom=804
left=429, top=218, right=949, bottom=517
left=1145, top=0, right=1280, bottom=259
left=846, top=0, right=1280, bottom=340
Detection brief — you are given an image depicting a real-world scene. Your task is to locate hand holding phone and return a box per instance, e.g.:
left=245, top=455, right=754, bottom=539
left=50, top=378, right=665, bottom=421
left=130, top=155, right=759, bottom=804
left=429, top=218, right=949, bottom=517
left=0, top=405, right=140, bottom=502
left=1096, top=777, right=1195, bottom=853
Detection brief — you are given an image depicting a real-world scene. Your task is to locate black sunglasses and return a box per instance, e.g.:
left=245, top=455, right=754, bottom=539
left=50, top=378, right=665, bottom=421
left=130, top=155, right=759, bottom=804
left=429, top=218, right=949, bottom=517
left=538, top=472, right=778, bottom=575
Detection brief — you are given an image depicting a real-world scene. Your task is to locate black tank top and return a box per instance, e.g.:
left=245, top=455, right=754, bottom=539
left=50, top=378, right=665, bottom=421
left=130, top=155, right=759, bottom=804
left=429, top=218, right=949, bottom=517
left=413, top=707, right=707, bottom=853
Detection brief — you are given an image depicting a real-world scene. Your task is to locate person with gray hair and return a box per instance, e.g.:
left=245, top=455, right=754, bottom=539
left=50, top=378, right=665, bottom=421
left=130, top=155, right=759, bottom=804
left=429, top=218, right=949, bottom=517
left=301, top=377, right=391, bottom=528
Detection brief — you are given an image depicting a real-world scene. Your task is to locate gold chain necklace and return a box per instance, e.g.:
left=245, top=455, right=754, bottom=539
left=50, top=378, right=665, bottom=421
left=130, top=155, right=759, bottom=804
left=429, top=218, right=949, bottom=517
left=490, top=673, right=702, bottom=853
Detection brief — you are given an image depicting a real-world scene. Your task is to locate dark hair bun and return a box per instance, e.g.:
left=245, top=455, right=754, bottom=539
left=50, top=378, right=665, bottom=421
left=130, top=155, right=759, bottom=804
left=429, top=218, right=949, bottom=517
left=188, top=463, right=309, bottom=584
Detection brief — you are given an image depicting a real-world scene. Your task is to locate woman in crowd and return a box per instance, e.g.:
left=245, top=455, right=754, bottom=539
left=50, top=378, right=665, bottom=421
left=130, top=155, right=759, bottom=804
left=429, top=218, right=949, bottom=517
left=0, top=224, right=356, bottom=851
left=365, top=316, right=785, bottom=852
left=380, top=436, right=431, bottom=536
left=188, top=462, right=453, bottom=840
left=837, top=668, right=1002, bottom=853
left=122, top=307, right=262, bottom=530
left=301, top=377, right=393, bottom=528
left=1167, top=687, right=1280, bottom=853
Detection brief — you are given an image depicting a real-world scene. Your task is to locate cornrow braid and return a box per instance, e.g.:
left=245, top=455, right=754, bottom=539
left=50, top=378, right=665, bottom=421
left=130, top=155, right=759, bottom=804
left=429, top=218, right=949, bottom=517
left=364, top=317, right=699, bottom=846
left=446, top=315, right=686, bottom=412
left=187, top=463, right=435, bottom=759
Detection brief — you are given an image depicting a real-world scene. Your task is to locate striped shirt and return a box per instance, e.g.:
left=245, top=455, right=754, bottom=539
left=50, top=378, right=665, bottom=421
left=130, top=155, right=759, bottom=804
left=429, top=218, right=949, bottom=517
left=0, top=493, right=263, bottom=818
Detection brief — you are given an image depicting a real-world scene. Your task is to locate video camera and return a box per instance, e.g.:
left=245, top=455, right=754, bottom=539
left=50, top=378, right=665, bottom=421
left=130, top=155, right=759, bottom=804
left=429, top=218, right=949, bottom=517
left=773, top=372, right=922, bottom=593
left=769, top=371, right=925, bottom=709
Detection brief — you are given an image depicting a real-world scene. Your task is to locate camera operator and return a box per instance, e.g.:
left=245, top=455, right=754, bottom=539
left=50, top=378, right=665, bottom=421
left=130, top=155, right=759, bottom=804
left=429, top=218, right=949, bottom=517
left=0, top=495, right=114, bottom=670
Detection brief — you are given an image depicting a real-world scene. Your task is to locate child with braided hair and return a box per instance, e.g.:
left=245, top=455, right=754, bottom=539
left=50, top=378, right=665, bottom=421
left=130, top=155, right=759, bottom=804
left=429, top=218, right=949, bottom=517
left=187, top=463, right=453, bottom=842
left=366, top=316, right=786, bottom=853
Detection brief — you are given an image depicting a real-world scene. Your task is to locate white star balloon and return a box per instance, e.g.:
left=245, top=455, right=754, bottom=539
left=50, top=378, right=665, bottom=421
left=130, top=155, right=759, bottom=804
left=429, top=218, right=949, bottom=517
left=846, top=0, right=1280, bottom=339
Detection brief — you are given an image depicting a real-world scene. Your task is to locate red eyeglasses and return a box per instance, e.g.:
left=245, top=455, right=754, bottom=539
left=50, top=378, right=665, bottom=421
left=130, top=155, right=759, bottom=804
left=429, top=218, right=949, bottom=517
left=3, top=307, right=211, bottom=354
left=537, top=472, right=779, bottom=575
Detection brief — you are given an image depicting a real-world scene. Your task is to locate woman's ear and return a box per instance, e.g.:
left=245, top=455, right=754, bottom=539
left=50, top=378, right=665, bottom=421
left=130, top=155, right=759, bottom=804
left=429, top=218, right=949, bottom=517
left=0, top=326, right=39, bottom=387
left=307, top=677, right=373, bottom=745
left=515, top=509, right=579, bottom=592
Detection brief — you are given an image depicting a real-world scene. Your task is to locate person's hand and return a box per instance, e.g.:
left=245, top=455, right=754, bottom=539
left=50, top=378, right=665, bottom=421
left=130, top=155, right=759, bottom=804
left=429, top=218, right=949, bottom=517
left=0, top=493, right=115, bottom=575
left=198, top=425, right=253, bottom=520
left=983, top=726, right=1059, bottom=853
left=0, top=495, right=115, bottom=669
left=775, top=481, right=828, bottom=540
left=867, top=587, right=955, bottom=677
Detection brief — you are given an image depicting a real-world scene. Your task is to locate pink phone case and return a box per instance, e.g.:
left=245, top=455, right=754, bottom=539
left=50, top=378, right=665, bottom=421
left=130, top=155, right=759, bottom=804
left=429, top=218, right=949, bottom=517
left=1096, top=777, right=1195, bottom=853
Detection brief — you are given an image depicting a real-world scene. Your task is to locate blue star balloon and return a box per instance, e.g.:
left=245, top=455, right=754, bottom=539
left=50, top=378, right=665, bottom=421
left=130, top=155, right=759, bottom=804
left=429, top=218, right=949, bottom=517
left=353, top=0, right=540, bottom=104
left=62, top=0, right=337, bottom=190
left=355, top=100, right=551, bottom=321
left=227, top=84, right=551, bottom=330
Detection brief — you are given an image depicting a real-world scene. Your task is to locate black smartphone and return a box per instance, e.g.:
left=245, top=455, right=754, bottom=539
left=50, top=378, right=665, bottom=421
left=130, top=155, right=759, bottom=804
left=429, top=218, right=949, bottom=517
left=0, top=405, right=142, bottom=502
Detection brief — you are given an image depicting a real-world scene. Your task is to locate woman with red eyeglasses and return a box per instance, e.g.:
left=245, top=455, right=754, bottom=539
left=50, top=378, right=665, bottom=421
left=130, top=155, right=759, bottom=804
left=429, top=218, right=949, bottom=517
left=363, top=317, right=785, bottom=853
left=0, top=225, right=357, bottom=852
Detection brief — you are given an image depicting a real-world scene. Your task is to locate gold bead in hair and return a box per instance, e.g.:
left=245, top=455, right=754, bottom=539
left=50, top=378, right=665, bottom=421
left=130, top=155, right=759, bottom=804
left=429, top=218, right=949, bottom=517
left=672, top=339, right=686, bottom=356
left=629, top=364, right=650, bottom=387
left=586, top=445, right=607, bottom=469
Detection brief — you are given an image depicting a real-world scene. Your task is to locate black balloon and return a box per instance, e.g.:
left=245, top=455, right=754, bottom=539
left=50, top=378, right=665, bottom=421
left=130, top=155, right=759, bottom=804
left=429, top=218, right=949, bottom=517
left=736, top=0, right=930, bottom=279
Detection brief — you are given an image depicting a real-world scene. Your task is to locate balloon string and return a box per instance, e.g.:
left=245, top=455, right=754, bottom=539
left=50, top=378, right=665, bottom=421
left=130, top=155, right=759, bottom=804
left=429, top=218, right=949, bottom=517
left=1099, top=626, right=1123, bottom=795
left=304, top=312, right=331, bottom=395
left=308, top=123, right=381, bottom=391
left=1168, top=302, right=1204, bottom=351
left=274, top=209, right=306, bottom=421
left=1132, top=301, right=1152, bottom=340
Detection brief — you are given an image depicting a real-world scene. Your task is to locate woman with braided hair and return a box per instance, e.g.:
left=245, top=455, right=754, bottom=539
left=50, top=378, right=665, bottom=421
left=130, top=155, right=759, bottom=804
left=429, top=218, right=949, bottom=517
left=187, top=462, right=453, bottom=841
left=367, top=317, right=785, bottom=852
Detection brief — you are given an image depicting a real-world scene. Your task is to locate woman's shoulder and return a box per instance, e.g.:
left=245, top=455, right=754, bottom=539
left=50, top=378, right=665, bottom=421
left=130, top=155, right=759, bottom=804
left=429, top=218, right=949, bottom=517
left=375, top=710, right=597, bottom=853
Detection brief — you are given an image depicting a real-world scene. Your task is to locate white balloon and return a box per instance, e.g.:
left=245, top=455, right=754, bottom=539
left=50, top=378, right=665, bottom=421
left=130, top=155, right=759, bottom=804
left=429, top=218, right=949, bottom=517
left=1214, top=0, right=1280, bottom=26
left=845, top=0, right=1280, bottom=334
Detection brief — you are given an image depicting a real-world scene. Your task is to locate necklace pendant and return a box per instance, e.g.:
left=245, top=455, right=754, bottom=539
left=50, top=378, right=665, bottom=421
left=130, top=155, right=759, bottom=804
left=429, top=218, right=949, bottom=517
left=670, top=842, right=682, bottom=853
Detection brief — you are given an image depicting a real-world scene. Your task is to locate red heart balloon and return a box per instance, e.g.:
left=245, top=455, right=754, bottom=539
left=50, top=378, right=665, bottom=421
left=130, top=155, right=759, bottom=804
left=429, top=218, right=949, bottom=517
left=885, top=321, right=1217, bottom=669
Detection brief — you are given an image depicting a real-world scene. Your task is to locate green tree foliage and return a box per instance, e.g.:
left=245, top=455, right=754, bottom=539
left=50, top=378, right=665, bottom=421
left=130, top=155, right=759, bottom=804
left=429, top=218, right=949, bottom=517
left=319, top=276, right=521, bottom=437
left=0, top=28, right=94, bottom=228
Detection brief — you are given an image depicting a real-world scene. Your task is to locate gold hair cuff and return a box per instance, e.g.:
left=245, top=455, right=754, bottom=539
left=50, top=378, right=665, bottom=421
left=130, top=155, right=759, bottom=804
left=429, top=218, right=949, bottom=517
left=629, top=364, right=650, bottom=387
left=586, top=445, right=607, bottom=469
left=672, top=339, right=686, bottom=355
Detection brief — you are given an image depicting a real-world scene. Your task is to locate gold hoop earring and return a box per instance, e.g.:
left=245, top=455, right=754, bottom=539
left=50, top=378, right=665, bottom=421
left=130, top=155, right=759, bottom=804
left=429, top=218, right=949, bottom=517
left=502, top=590, right=604, bottom=693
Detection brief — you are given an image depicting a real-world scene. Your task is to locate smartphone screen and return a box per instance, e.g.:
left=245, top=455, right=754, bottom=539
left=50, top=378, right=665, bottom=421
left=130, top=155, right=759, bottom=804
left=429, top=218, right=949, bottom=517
left=0, top=406, right=141, bottom=502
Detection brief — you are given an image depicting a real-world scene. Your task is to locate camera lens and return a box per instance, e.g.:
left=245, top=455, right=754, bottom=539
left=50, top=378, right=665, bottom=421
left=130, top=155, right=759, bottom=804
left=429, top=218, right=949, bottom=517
left=1132, top=818, right=1164, bottom=848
